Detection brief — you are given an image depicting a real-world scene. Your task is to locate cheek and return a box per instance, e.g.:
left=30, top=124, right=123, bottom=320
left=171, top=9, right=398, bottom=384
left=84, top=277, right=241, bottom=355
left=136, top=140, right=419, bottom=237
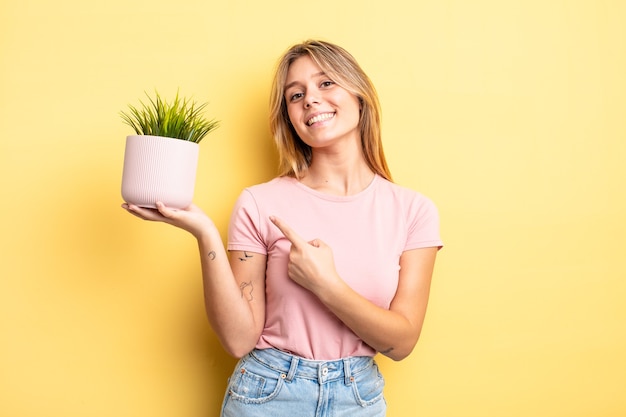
left=335, top=93, right=362, bottom=119
left=343, top=101, right=362, bottom=127
left=286, top=106, right=308, bottom=132
left=286, top=106, right=300, bottom=126
left=286, top=111, right=307, bottom=138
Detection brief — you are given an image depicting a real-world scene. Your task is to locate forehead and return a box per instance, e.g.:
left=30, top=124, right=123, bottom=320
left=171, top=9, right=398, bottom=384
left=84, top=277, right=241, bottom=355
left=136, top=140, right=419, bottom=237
left=285, top=56, right=325, bottom=87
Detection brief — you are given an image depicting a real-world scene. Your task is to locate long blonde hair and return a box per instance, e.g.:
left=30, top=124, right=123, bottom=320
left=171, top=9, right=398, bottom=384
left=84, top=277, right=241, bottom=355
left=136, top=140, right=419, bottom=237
left=269, top=40, right=392, bottom=181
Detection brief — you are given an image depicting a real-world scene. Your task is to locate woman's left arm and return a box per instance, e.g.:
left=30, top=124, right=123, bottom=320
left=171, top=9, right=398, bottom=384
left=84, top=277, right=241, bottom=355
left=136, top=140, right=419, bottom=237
left=271, top=216, right=438, bottom=361
left=321, top=247, right=438, bottom=361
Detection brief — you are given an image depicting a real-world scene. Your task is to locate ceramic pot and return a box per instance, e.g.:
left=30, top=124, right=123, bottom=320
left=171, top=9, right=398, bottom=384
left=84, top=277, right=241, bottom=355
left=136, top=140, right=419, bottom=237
left=121, top=135, right=199, bottom=209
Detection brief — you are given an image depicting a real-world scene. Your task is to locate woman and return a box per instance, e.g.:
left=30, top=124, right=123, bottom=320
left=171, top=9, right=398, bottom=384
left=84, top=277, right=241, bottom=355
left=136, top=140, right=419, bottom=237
left=123, top=39, right=442, bottom=417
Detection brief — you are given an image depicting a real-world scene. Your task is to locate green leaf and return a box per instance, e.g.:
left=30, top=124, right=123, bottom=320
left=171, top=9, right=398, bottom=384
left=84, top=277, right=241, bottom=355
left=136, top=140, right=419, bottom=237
left=120, top=90, right=219, bottom=143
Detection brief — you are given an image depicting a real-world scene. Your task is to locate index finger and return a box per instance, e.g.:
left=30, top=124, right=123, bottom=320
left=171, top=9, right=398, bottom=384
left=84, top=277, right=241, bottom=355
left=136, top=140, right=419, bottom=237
left=270, top=216, right=306, bottom=247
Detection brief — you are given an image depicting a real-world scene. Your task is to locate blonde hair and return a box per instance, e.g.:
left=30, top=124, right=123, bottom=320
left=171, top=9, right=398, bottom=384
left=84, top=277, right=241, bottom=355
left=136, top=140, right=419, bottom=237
left=269, top=40, right=392, bottom=181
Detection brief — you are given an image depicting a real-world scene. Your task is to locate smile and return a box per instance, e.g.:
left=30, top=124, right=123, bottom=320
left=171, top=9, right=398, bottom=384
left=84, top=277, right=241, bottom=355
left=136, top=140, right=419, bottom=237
left=306, top=112, right=335, bottom=126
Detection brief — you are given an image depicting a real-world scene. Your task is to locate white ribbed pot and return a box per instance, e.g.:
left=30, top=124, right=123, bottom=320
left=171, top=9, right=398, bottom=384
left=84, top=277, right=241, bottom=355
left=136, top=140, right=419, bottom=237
left=121, top=135, right=199, bottom=209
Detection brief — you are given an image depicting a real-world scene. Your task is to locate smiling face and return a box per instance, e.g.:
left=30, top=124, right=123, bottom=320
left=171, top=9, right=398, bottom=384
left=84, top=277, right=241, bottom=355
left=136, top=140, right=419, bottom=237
left=284, top=55, right=362, bottom=151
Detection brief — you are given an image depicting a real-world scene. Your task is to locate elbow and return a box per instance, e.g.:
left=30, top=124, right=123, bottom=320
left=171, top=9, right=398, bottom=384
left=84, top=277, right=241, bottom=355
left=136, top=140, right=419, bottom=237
left=219, top=331, right=261, bottom=359
left=226, top=347, right=252, bottom=359
left=385, top=347, right=414, bottom=362
left=212, top=322, right=262, bottom=359
left=382, top=334, right=421, bottom=361
left=222, top=340, right=257, bottom=359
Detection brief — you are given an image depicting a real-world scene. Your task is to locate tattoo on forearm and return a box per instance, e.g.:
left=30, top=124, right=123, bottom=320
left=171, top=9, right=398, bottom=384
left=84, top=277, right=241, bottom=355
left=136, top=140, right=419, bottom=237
left=238, top=251, right=253, bottom=262
left=208, top=251, right=216, bottom=260
left=240, top=281, right=254, bottom=301
left=380, top=347, right=394, bottom=355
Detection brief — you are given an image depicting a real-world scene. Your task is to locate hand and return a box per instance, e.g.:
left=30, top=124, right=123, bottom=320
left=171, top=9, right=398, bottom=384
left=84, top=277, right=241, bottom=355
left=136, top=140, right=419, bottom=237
left=121, top=202, right=215, bottom=239
left=270, top=216, right=340, bottom=295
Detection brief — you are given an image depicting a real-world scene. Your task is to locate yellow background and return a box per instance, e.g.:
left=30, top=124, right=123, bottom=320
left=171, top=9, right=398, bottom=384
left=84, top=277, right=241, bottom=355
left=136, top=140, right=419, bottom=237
left=1, top=0, right=625, bottom=416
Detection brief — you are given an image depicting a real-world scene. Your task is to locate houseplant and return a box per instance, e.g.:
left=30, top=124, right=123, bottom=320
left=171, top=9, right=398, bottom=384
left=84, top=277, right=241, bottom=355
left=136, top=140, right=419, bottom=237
left=120, top=91, right=219, bottom=209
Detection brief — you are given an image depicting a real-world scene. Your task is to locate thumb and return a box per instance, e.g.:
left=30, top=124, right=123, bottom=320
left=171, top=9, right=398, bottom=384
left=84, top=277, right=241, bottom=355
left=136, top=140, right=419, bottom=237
left=308, top=238, right=323, bottom=248
left=155, top=201, right=180, bottom=219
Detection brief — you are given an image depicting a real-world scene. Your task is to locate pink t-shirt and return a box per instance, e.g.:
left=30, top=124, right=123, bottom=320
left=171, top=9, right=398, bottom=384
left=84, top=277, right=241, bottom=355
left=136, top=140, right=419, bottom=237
left=227, top=175, right=442, bottom=360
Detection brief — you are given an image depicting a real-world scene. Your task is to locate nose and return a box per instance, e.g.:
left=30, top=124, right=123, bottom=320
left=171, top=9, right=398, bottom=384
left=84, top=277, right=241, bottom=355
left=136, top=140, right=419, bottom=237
left=304, top=92, right=320, bottom=108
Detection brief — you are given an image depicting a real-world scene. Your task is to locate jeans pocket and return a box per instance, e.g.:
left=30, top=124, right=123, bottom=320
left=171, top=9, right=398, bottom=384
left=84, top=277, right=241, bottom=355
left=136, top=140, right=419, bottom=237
left=351, top=362, right=386, bottom=407
left=227, top=361, right=284, bottom=404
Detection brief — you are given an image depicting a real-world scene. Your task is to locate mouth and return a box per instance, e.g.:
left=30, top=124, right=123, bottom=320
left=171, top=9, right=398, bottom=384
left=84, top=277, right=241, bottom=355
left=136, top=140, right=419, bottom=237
left=306, top=112, right=335, bottom=126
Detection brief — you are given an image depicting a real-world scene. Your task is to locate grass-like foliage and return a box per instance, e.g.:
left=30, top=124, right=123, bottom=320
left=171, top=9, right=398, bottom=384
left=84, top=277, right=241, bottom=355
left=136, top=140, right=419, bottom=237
left=120, top=91, right=219, bottom=143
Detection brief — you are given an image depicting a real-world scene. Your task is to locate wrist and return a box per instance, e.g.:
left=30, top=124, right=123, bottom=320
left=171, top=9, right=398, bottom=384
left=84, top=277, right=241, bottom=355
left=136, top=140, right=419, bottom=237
left=195, top=222, right=220, bottom=244
left=316, top=273, right=348, bottom=305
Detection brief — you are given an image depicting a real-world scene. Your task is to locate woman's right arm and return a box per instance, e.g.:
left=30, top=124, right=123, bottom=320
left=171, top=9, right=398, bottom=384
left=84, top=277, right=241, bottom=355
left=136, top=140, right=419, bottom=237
left=122, top=202, right=266, bottom=358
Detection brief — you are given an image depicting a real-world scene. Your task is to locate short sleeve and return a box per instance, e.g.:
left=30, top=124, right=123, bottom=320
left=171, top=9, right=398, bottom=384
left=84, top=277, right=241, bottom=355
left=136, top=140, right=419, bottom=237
left=405, top=195, right=443, bottom=251
left=227, top=189, right=268, bottom=254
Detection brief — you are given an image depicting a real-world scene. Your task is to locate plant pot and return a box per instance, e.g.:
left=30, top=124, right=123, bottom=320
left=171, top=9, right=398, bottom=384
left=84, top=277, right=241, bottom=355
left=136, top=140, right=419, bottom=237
left=121, top=135, right=199, bottom=209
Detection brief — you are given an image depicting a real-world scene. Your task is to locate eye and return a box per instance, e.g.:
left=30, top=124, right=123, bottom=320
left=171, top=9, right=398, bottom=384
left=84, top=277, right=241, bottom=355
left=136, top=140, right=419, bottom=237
left=320, top=80, right=334, bottom=88
left=287, top=91, right=304, bottom=102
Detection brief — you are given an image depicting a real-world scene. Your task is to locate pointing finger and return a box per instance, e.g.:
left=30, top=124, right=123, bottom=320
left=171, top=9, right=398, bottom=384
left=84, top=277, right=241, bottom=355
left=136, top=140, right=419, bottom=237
left=270, top=216, right=306, bottom=247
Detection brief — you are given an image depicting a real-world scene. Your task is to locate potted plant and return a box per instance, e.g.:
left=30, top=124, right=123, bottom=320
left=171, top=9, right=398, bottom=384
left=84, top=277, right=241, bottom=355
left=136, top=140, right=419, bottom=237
left=120, top=91, right=219, bottom=209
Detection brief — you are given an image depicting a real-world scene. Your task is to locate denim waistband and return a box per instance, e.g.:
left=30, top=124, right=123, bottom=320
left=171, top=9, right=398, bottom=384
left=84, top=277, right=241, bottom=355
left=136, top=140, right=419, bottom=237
left=248, top=348, right=374, bottom=385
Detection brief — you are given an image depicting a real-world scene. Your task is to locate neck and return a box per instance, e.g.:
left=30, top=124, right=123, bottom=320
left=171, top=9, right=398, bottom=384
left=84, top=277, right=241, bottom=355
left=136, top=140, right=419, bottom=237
left=301, top=146, right=375, bottom=196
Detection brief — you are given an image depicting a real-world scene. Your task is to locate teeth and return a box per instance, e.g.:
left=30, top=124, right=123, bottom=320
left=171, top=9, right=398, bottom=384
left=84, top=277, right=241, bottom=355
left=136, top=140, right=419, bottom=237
left=307, top=113, right=334, bottom=126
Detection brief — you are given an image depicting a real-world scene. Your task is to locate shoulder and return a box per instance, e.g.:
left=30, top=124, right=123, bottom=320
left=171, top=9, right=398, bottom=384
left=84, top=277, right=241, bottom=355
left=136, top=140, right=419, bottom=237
left=375, top=176, right=438, bottom=212
left=375, top=178, right=443, bottom=249
left=242, top=176, right=297, bottom=197
left=233, top=176, right=295, bottom=205
left=232, top=176, right=303, bottom=220
left=375, top=178, right=441, bottom=241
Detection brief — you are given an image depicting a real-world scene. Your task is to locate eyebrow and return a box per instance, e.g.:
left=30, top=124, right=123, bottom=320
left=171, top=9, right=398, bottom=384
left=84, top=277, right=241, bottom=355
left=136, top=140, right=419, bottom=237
left=284, top=71, right=326, bottom=92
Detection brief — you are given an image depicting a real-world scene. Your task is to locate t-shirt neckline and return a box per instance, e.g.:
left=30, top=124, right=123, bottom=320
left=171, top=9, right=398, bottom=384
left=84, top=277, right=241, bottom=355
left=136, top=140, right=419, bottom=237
left=285, top=174, right=379, bottom=202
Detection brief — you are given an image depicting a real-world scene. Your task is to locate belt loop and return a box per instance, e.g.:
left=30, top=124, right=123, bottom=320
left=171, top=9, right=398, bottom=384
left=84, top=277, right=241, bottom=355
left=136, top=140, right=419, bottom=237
left=343, top=358, right=352, bottom=385
left=286, top=355, right=299, bottom=382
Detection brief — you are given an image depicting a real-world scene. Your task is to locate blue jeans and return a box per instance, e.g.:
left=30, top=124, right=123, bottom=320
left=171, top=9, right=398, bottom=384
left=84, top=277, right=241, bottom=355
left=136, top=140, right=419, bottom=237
left=221, top=348, right=387, bottom=417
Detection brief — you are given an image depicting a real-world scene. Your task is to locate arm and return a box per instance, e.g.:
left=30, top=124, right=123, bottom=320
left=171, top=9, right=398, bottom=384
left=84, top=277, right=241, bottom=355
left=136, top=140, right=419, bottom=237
left=198, top=237, right=267, bottom=358
left=316, top=247, right=437, bottom=361
left=270, top=216, right=437, bottom=361
left=122, top=203, right=266, bottom=358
